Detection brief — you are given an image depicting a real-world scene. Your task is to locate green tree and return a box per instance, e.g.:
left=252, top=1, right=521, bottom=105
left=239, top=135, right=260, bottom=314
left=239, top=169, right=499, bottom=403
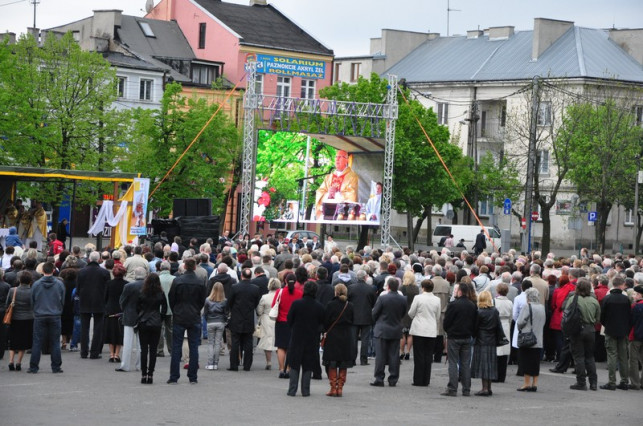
left=565, top=99, right=643, bottom=252
left=0, top=32, right=120, bottom=224
left=119, top=82, right=241, bottom=216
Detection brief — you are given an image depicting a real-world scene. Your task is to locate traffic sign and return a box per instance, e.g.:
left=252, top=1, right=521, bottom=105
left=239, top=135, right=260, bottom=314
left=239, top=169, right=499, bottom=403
left=521, top=217, right=526, bottom=229
left=588, top=211, right=597, bottom=222
left=531, top=211, right=539, bottom=221
left=503, top=198, right=512, bottom=215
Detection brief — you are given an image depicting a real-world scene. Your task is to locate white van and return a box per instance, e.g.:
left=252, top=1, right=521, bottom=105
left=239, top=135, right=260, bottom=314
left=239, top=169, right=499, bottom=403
left=433, top=225, right=501, bottom=253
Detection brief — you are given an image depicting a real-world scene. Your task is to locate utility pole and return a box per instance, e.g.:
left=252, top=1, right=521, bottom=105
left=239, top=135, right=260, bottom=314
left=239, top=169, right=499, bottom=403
left=30, top=0, right=40, bottom=29
left=447, top=0, right=461, bottom=37
left=522, top=76, right=539, bottom=254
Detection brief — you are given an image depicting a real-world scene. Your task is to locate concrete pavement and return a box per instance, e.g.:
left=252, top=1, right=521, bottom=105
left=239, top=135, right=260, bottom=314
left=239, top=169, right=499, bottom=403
left=1, top=342, right=640, bottom=426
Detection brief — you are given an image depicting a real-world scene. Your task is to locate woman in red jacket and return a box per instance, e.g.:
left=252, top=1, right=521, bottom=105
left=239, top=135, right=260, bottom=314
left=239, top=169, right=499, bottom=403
left=549, top=275, right=575, bottom=361
left=272, top=272, right=303, bottom=379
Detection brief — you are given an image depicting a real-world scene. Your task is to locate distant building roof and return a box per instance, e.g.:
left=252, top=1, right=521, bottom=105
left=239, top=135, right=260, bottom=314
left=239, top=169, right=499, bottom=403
left=103, top=51, right=165, bottom=72
left=387, top=27, right=643, bottom=84
left=193, top=0, right=333, bottom=56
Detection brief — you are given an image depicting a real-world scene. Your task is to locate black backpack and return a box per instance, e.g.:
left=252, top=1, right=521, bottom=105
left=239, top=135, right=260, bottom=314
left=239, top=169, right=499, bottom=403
left=561, top=292, right=582, bottom=337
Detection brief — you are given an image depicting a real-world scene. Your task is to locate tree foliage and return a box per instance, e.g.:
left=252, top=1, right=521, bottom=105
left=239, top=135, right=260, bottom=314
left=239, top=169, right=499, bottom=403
left=564, top=99, right=643, bottom=252
left=118, top=82, right=241, bottom=216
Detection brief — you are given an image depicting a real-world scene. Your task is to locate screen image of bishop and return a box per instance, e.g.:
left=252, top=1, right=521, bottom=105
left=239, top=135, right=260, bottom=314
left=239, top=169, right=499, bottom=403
left=314, top=149, right=358, bottom=220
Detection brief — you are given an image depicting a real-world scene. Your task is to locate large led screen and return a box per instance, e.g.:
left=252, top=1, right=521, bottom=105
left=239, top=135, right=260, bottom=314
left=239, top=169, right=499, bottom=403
left=253, top=131, right=383, bottom=225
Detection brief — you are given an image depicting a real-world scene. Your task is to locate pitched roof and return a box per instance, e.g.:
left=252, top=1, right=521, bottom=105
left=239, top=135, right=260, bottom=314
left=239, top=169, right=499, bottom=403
left=386, top=27, right=643, bottom=84
left=193, top=0, right=333, bottom=56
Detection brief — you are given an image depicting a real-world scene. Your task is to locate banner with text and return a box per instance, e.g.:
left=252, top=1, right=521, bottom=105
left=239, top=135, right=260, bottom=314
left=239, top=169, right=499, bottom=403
left=256, top=54, right=325, bottom=79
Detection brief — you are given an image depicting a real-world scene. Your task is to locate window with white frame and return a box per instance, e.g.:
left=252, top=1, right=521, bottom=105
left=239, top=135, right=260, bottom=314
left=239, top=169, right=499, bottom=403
left=276, top=76, right=291, bottom=98
left=139, top=79, right=153, bottom=101
left=537, top=149, right=550, bottom=174
left=634, top=105, right=643, bottom=127
left=117, top=77, right=126, bottom=98
left=479, top=197, right=494, bottom=216
left=437, top=103, right=449, bottom=125
left=350, top=63, right=360, bottom=82
left=625, top=208, right=634, bottom=226
left=300, top=79, right=315, bottom=100
left=537, top=101, right=552, bottom=126
left=254, top=74, right=263, bottom=95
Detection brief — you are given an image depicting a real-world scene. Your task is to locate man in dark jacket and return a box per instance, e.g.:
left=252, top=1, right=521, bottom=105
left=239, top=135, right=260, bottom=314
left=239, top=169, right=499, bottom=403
left=250, top=267, right=269, bottom=296
left=348, top=269, right=376, bottom=365
left=27, top=262, right=65, bottom=374
left=473, top=229, right=487, bottom=255
left=372, top=261, right=391, bottom=295
left=629, top=286, right=643, bottom=390
left=168, top=258, right=206, bottom=384
left=600, top=276, right=632, bottom=390
left=441, top=281, right=477, bottom=396
left=370, top=277, right=407, bottom=387
left=76, top=251, right=110, bottom=359
left=116, top=267, right=145, bottom=372
left=227, top=268, right=261, bottom=371
left=208, top=263, right=235, bottom=299
left=314, top=267, right=334, bottom=307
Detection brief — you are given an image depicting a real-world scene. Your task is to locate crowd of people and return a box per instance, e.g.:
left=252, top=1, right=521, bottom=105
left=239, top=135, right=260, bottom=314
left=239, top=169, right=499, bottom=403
left=1, top=229, right=643, bottom=398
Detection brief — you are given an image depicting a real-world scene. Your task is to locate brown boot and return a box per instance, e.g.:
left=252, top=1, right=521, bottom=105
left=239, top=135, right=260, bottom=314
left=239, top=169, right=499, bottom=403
left=326, top=368, right=338, bottom=397
left=337, top=368, right=347, bottom=397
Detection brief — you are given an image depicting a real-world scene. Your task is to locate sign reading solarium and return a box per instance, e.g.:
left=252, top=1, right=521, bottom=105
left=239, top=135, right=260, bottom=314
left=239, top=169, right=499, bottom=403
left=256, top=54, right=325, bottom=79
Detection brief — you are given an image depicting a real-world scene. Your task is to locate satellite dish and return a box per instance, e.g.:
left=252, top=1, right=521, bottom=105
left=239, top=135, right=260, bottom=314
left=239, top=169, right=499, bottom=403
left=145, top=0, right=154, bottom=13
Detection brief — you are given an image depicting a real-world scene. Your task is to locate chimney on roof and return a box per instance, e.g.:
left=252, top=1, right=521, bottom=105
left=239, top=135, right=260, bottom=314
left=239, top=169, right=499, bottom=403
left=249, top=0, right=268, bottom=5
left=532, top=18, right=573, bottom=61
left=467, top=30, right=483, bottom=39
left=488, top=26, right=514, bottom=40
left=92, top=10, right=122, bottom=41
left=609, top=29, right=643, bottom=66
left=1, top=32, right=16, bottom=44
left=27, top=27, right=40, bottom=43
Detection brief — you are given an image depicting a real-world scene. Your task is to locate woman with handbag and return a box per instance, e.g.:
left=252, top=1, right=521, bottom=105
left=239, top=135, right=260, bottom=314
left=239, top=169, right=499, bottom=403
left=256, top=278, right=279, bottom=370
left=272, top=273, right=303, bottom=379
left=407, top=279, right=441, bottom=387
left=471, top=291, right=505, bottom=396
left=136, top=273, right=167, bottom=384
left=104, top=265, right=127, bottom=363
left=322, top=283, right=354, bottom=397
left=203, top=282, right=228, bottom=371
left=516, top=288, right=546, bottom=392
left=6, top=272, right=34, bottom=371
left=494, top=283, right=513, bottom=383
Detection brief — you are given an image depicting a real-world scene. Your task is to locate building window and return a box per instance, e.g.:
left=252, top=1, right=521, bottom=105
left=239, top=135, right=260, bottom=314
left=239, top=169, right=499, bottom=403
left=140, top=79, right=153, bottom=101
left=537, top=149, right=550, bottom=174
left=437, top=103, right=449, bottom=125
left=191, top=63, right=220, bottom=86
left=350, top=63, right=360, bottom=82
left=138, top=21, right=155, bottom=38
left=254, top=74, right=263, bottom=95
left=537, top=101, right=552, bottom=126
left=117, top=77, right=126, bottom=98
left=198, top=23, right=207, bottom=49
left=479, top=197, right=494, bottom=216
left=300, top=79, right=315, bottom=100
left=500, top=102, right=507, bottom=127
left=334, top=63, right=341, bottom=83
left=634, top=105, right=643, bottom=127
left=625, top=209, right=634, bottom=226
left=277, top=76, right=291, bottom=98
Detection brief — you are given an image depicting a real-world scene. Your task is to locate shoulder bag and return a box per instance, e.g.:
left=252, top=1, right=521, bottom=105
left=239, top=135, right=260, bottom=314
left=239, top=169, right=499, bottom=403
left=269, top=289, right=282, bottom=321
left=561, top=293, right=582, bottom=337
left=3, top=287, right=17, bottom=325
left=517, top=304, right=538, bottom=348
left=320, top=301, right=348, bottom=348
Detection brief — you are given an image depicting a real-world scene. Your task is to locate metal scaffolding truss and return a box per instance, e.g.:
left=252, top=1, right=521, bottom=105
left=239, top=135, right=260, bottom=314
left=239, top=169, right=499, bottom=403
left=240, top=62, right=398, bottom=246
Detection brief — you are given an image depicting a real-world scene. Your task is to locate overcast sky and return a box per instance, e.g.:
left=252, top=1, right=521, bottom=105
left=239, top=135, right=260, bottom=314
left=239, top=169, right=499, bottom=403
left=1, top=0, right=642, bottom=56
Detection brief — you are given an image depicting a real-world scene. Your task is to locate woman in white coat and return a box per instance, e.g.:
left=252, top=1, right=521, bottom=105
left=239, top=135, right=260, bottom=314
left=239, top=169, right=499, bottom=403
left=494, top=283, right=513, bottom=383
left=407, top=279, right=442, bottom=386
left=256, top=278, right=280, bottom=369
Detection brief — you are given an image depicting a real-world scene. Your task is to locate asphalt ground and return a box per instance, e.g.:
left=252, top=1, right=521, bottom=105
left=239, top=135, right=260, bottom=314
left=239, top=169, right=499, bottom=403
left=1, top=340, right=640, bottom=426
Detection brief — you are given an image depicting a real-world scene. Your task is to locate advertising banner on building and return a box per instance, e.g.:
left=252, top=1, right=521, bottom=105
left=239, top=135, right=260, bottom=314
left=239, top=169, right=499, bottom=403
left=256, top=54, right=325, bottom=79
left=129, top=178, right=150, bottom=236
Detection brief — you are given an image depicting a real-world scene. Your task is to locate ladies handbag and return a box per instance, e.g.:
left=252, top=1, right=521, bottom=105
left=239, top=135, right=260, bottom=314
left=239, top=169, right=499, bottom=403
left=269, top=289, right=282, bottom=321
left=3, top=287, right=17, bottom=325
left=253, top=324, right=263, bottom=338
left=320, top=301, right=348, bottom=348
left=517, top=304, right=538, bottom=348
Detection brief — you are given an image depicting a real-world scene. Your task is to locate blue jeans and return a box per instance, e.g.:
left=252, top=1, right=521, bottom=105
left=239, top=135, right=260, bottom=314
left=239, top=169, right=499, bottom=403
left=206, top=322, right=225, bottom=366
left=70, top=315, right=81, bottom=348
left=447, top=338, right=472, bottom=393
left=169, top=322, right=201, bottom=382
left=30, top=317, right=62, bottom=372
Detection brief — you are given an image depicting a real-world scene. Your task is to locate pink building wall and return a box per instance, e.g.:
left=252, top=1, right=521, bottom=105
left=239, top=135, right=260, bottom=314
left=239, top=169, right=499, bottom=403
left=148, top=0, right=333, bottom=96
